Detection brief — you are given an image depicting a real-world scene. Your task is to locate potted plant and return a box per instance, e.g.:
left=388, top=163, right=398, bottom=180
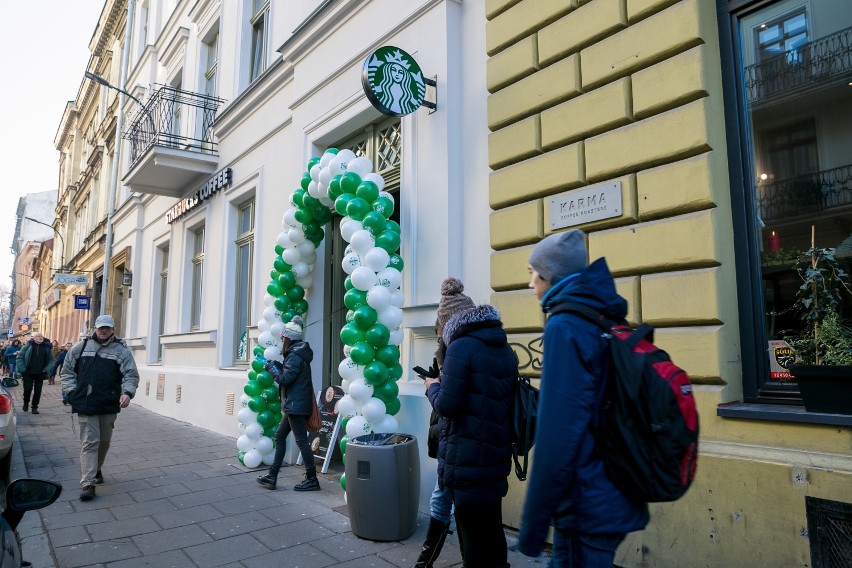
left=786, top=241, right=852, bottom=415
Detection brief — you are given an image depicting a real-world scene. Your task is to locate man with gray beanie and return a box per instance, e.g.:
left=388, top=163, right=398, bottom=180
left=519, top=230, right=648, bottom=566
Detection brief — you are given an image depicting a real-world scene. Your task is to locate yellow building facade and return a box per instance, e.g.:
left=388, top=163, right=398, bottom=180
left=486, top=0, right=852, bottom=565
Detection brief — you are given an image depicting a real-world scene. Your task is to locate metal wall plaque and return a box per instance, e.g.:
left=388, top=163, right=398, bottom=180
left=548, top=181, right=623, bottom=230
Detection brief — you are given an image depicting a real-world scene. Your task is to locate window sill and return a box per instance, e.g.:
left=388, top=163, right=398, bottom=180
left=717, top=402, right=852, bottom=426
left=159, top=330, right=217, bottom=348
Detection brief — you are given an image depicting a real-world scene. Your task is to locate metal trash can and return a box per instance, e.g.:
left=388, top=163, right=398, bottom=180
left=345, top=433, right=420, bottom=541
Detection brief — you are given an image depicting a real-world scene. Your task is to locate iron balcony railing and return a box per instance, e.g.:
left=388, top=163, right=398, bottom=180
left=123, top=85, right=225, bottom=166
left=758, top=163, right=852, bottom=222
left=744, top=25, right=852, bottom=104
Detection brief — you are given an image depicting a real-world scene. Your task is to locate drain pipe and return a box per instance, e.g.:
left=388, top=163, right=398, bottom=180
left=101, top=0, right=135, bottom=316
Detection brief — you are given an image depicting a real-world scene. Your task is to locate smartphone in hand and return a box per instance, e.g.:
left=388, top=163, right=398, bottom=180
left=412, top=366, right=430, bottom=377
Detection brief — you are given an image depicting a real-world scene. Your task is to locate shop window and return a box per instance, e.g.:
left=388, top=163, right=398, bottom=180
left=722, top=0, right=852, bottom=402
left=234, top=199, right=255, bottom=362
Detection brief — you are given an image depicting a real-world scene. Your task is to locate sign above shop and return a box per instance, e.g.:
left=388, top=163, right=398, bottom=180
left=548, top=181, right=623, bottom=231
left=362, top=46, right=436, bottom=116
left=44, top=288, right=60, bottom=308
left=54, top=273, right=90, bottom=286
left=166, top=167, right=233, bottom=224
left=74, top=295, right=91, bottom=310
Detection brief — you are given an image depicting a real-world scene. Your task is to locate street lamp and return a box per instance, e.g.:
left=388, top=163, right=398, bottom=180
left=23, top=217, right=64, bottom=270
left=84, top=72, right=144, bottom=107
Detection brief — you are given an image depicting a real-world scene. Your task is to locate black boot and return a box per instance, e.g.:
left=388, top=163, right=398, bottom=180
left=294, top=471, right=320, bottom=491
left=256, top=472, right=277, bottom=489
left=412, top=517, right=451, bottom=568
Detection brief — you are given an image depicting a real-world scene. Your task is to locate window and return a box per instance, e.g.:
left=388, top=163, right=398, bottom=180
left=190, top=226, right=205, bottom=330
left=249, top=0, right=269, bottom=82
left=234, top=200, right=255, bottom=362
left=722, top=1, right=852, bottom=401
left=169, top=77, right=183, bottom=147
left=204, top=33, right=218, bottom=97
left=158, top=245, right=169, bottom=361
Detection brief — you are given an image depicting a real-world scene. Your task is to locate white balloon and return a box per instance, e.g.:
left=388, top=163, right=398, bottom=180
left=276, top=231, right=294, bottom=249
left=328, top=156, right=346, bottom=177
left=350, top=230, right=376, bottom=255
left=343, top=343, right=353, bottom=355
left=341, top=378, right=351, bottom=392
left=346, top=415, right=373, bottom=439
left=378, top=306, right=403, bottom=329
left=297, top=241, right=316, bottom=257
left=363, top=173, right=385, bottom=192
left=258, top=331, right=275, bottom=348
left=347, top=156, right=373, bottom=177
left=337, top=149, right=357, bottom=164
left=364, top=247, right=390, bottom=272
left=376, top=268, right=402, bottom=289
left=361, top=397, right=387, bottom=422
left=288, top=227, right=306, bottom=244
left=238, top=422, right=247, bottom=435
left=310, top=164, right=321, bottom=181
left=378, top=190, right=394, bottom=203
left=292, top=262, right=310, bottom=278
left=319, top=195, right=335, bottom=208
left=348, top=378, right=374, bottom=402
left=254, top=436, right=274, bottom=455
left=257, top=319, right=270, bottom=333
left=338, top=358, right=363, bottom=381
left=296, top=274, right=314, bottom=288
left=366, top=286, right=391, bottom=311
left=262, top=451, right=276, bottom=466
left=237, top=435, right=254, bottom=452
left=244, top=449, right=263, bottom=468
left=302, top=251, right=318, bottom=265
left=270, top=322, right=285, bottom=336
left=263, top=294, right=275, bottom=306
left=320, top=151, right=335, bottom=168
left=240, top=394, right=251, bottom=407
left=262, top=306, right=281, bottom=322
left=282, top=247, right=301, bottom=265
left=264, top=346, right=280, bottom=360
left=340, top=221, right=362, bottom=243
left=308, top=180, right=321, bottom=199
left=245, top=422, right=263, bottom=439
left=338, top=395, right=359, bottom=418
left=283, top=208, right=298, bottom=228
left=317, top=182, right=329, bottom=200
left=390, top=289, right=404, bottom=308
left=319, top=166, right=333, bottom=186
left=373, top=414, right=399, bottom=434
left=341, top=252, right=362, bottom=275
left=344, top=244, right=354, bottom=256
left=388, top=328, right=404, bottom=346
left=351, top=266, right=378, bottom=291
left=238, top=407, right=257, bottom=424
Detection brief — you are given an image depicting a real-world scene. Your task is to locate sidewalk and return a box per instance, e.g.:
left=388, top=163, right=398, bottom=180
left=11, top=382, right=550, bottom=568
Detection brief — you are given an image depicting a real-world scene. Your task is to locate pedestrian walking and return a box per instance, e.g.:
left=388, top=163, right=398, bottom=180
left=425, top=278, right=516, bottom=567
left=256, top=316, right=321, bottom=492
left=48, top=340, right=60, bottom=384
left=52, top=342, right=73, bottom=405
left=16, top=332, right=55, bottom=414
left=61, top=315, right=140, bottom=501
left=517, top=230, right=649, bottom=567
left=5, top=339, right=21, bottom=380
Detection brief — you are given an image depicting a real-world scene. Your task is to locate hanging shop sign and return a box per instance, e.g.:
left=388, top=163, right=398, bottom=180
left=548, top=181, right=623, bottom=231
left=362, top=46, right=436, bottom=116
left=74, top=295, right=91, bottom=310
left=54, top=273, right=90, bottom=286
left=44, top=288, right=61, bottom=308
left=166, top=167, right=233, bottom=224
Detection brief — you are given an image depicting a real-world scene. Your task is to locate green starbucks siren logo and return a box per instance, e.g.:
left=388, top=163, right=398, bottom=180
left=362, top=46, right=427, bottom=117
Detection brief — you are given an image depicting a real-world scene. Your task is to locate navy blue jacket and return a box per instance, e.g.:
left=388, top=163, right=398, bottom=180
left=427, top=305, right=515, bottom=507
left=518, top=258, right=649, bottom=557
left=266, top=341, right=314, bottom=416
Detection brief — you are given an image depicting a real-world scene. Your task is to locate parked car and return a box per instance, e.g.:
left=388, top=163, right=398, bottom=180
left=0, top=387, right=14, bottom=481
left=0, top=479, right=62, bottom=567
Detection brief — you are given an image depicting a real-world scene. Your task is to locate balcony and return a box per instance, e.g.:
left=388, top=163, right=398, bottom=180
left=744, top=26, right=852, bottom=105
left=758, top=163, right=852, bottom=223
left=122, top=86, right=225, bottom=198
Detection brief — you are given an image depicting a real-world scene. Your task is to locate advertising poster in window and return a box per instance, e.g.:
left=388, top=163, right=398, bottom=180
left=768, top=340, right=795, bottom=381
left=298, top=386, right=344, bottom=473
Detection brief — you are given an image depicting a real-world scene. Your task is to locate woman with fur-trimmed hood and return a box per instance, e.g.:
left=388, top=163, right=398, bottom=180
left=424, top=277, right=516, bottom=567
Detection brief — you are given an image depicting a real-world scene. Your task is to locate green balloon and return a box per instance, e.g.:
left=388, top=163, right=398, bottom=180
left=376, top=230, right=401, bottom=253
left=340, top=473, right=346, bottom=491
left=373, top=196, right=395, bottom=219
left=252, top=345, right=265, bottom=357
left=385, top=397, right=401, bottom=416
left=273, top=256, right=290, bottom=274
left=350, top=341, right=375, bottom=365
left=294, top=207, right=314, bottom=225
left=247, top=370, right=258, bottom=382
left=292, top=189, right=307, bottom=208
left=388, top=254, right=404, bottom=272
left=274, top=295, right=292, bottom=312
left=387, top=362, right=403, bottom=381
left=364, top=361, right=390, bottom=386
left=340, top=323, right=365, bottom=346
left=353, top=305, right=378, bottom=329
left=280, top=310, right=295, bottom=323
left=305, top=224, right=325, bottom=243
left=244, top=380, right=262, bottom=397
left=328, top=175, right=343, bottom=201
left=326, top=147, right=339, bottom=155
left=365, top=324, right=390, bottom=347
left=256, top=371, right=274, bottom=388
left=257, top=410, right=275, bottom=427
left=346, top=197, right=371, bottom=221
left=263, top=425, right=278, bottom=438
left=292, top=299, right=309, bottom=315
left=340, top=172, right=363, bottom=194
left=267, top=281, right=283, bottom=297
left=300, top=174, right=312, bottom=191
left=356, top=181, right=379, bottom=204
left=261, top=386, right=279, bottom=401
left=344, top=276, right=354, bottom=291
left=362, top=211, right=387, bottom=236
left=344, top=288, right=367, bottom=310
left=307, top=157, right=320, bottom=170
left=266, top=400, right=282, bottom=414
left=302, top=194, right=320, bottom=210
left=274, top=244, right=284, bottom=255
left=270, top=269, right=281, bottom=282
left=341, top=416, right=350, bottom=433
left=335, top=193, right=354, bottom=216
left=386, top=220, right=401, bottom=234
left=374, top=378, right=399, bottom=402
left=375, top=345, right=400, bottom=366
left=248, top=395, right=267, bottom=412
left=286, top=285, right=305, bottom=301
left=313, top=207, right=333, bottom=225
left=251, top=359, right=265, bottom=373
left=238, top=451, right=246, bottom=464
left=339, top=434, right=349, bottom=454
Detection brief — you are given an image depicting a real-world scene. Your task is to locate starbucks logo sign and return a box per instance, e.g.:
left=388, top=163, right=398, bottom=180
left=362, top=46, right=427, bottom=117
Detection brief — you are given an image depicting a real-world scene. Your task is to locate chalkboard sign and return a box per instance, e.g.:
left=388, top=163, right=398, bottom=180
left=297, top=386, right=344, bottom=473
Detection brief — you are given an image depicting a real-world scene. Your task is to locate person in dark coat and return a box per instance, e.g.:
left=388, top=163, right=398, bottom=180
left=425, top=293, right=516, bottom=567
left=16, top=332, right=55, bottom=414
left=53, top=342, right=73, bottom=405
left=518, top=230, right=649, bottom=566
left=257, top=316, right=320, bottom=491
left=5, top=339, right=22, bottom=379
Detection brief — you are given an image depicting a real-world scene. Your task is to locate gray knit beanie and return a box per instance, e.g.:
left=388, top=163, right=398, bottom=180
left=435, top=277, right=476, bottom=335
left=528, top=230, right=588, bottom=283
left=280, top=315, right=304, bottom=341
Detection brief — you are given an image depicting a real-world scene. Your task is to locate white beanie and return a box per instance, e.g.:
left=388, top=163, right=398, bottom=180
left=281, top=316, right=304, bottom=341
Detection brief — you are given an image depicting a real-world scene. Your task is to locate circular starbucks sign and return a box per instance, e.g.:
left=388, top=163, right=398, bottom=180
left=362, top=46, right=427, bottom=117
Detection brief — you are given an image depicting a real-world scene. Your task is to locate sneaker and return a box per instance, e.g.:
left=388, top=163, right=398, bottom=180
left=31, top=408, right=39, bottom=415
left=80, top=485, right=96, bottom=501
left=95, top=470, right=104, bottom=484
left=256, top=474, right=277, bottom=489
left=22, top=404, right=28, bottom=412
left=62, top=400, right=69, bottom=406
left=294, top=473, right=320, bottom=492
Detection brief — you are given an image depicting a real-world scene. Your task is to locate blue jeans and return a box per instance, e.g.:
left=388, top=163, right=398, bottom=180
left=429, top=479, right=454, bottom=524
left=549, top=531, right=626, bottom=568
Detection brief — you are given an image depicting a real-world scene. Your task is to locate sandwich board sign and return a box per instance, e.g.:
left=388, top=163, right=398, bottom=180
left=297, top=386, right=345, bottom=473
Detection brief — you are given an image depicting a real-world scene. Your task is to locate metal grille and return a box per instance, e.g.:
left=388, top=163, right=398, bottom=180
left=145, top=380, right=150, bottom=396
left=350, top=139, right=368, bottom=158
left=175, top=385, right=182, bottom=404
left=377, top=122, right=402, bottom=172
left=225, top=392, right=235, bottom=415
left=757, top=163, right=852, bottom=222
left=806, top=496, right=852, bottom=567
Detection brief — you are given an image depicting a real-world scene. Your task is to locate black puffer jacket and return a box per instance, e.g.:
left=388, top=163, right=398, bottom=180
left=426, top=305, right=516, bottom=506
left=60, top=335, right=139, bottom=415
left=266, top=341, right=314, bottom=416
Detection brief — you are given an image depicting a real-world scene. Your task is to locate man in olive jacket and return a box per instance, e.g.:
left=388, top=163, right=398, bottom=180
left=61, top=315, right=139, bottom=501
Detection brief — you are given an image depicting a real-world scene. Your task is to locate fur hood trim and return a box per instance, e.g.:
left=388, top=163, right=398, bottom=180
left=442, top=304, right=501, bottom=345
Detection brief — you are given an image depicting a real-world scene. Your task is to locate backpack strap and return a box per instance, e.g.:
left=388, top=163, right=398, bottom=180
left=73, top=338, right=90, bottom=375
left=550, top=302, right=654, bottom=348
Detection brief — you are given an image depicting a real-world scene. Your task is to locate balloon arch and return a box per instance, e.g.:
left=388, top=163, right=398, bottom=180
left=235, top=148, right=404, bottom=492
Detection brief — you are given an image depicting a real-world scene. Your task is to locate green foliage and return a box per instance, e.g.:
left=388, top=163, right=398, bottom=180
left=787, top=312, right=852, bottom=366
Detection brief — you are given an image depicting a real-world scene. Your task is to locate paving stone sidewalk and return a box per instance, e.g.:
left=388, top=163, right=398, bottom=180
left=10, top=382, right=550, bottom=568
